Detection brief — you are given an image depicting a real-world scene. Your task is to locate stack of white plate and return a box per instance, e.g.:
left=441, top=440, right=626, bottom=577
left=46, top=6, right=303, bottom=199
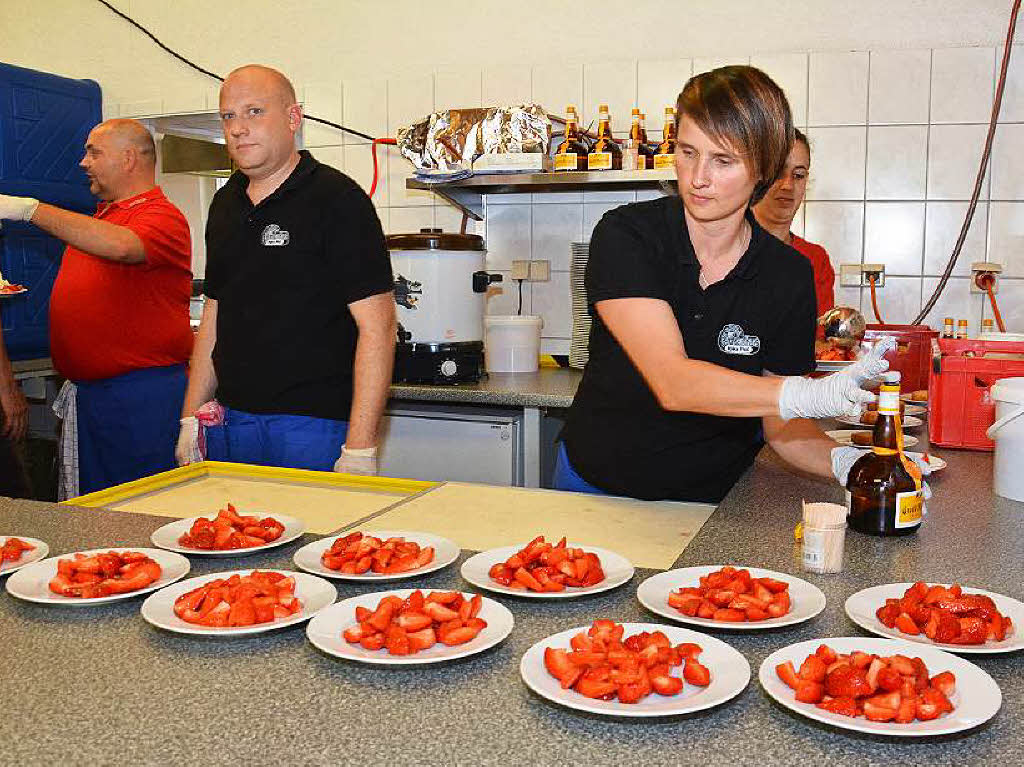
left=569, top=241, right=591, bottom=370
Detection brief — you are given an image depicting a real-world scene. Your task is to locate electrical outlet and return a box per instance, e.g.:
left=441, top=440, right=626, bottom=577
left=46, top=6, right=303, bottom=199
left=511, top=260, right=530, bottom=280
left=839, top=264, right=886, bottom=288
left=528, top=260, right=550, bottom=282
left=971, top=261, right=1002, bottom=294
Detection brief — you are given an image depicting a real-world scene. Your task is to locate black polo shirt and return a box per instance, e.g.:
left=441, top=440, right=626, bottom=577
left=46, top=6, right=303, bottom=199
left=563, top=195, right=816, bottom=502
left=204, top=151, right=393, bottom=421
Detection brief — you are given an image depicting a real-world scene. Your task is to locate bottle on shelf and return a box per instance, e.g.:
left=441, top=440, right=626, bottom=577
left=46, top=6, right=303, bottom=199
left=941, top=317, right=955, bottom=339
left=846, top=371, right=925, bottom=536
left=956, top=319, right=969, bottom=339
left=653, top=105, right=677, bottom=169
left=623, top=108, right=655, bottom=170
left=553, top=105, right=589, bottom=172
left=981, top=318, right=995, bottom=336
left=587, top=104, right=622, bottom=171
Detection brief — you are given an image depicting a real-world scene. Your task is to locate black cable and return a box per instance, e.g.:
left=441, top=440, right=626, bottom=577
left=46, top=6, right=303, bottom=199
left=92, top=0, right=375, bottom=142
left=914, top=0, right=1020, bottom=325
left=516, top=279, right=524, bottom=315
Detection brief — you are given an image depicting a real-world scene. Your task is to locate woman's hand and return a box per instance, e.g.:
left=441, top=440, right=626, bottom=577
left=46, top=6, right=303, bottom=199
left=778, top=339, right=895, bottom=420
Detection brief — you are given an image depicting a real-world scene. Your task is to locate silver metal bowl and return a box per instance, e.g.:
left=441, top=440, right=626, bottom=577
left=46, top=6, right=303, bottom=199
left=820, top=306, right=866, bottom=348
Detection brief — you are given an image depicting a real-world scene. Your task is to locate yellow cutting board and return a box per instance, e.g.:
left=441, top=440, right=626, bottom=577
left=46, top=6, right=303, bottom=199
left=67, top=462, right=433, bottom=535
left=361, top=482, right=715, bottom=570
left=104, top=476, right=409, bottom=535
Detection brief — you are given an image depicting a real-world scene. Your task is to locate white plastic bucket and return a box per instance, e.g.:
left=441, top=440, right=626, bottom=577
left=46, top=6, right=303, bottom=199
left=484, top=315, right=543, bottom=373
left=987, top=377, right=1024, bottom=502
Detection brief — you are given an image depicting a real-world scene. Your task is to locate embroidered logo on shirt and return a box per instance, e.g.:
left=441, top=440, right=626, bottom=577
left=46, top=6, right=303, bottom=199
left=718, top=324, right=761, bottom=356
left=261, top=224, right=290, bottom=247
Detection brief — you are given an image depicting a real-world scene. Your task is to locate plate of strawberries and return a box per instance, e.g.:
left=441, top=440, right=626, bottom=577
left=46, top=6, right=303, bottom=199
left=292, top=530, right=460, bottom=581
left=759, top=637, right=1001, bottom=735
left=0, top=535, right=48, bottom=576
left=150, top=504, right=305, bottom=556
left=845, top=581, right=1021, bottom=654
left=637, top=565, right=826, bottom=630
left=520, top=620, right=749, bottom=717
left=460, top=536, right=634, bottom=599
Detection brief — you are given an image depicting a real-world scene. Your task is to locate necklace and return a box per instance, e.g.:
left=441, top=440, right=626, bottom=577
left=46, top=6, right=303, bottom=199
left=698, top=221, right=751, bottom=289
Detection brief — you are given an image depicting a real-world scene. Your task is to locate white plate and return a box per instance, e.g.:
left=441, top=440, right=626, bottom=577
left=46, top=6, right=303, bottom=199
left=901, top=394, right=928, bottom=406
left=140, top=568, right=336, bottom=636
left=150, top=512, right=306, bottom=556
left=292, top=530, right=460, bottom=581
left=306, top=588, right=514, bottom=665
left=845, top=583, right=1024, bottom=654
left=5, top=547, right=190, bottom=606
left=759, top=636, right=1001, bottom=736
left=460, top=543, right=634, bottom=599
left=520, top=622, right=750, bottom=717
left=0, top=288, right=28, bottom=298
left=815, top=359, right=856, bottom=372
left=0, top=536, right=49, bottom=576
left=825, top=430, right=919, bottom=448
left=902, top=404, right=927, bottom=416
left=637, top=566, right=826, bottom=631
left=904, top=452, right=947, bottom=472
left=835, top=414, right=923, bottom=429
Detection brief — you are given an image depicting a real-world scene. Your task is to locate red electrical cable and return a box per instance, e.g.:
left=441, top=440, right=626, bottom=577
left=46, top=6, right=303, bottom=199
left=868, top=274, right=884, bottom=325
left=985, top=285, right=1006, bottom=332
left=370, top=138, right=397, bottom=198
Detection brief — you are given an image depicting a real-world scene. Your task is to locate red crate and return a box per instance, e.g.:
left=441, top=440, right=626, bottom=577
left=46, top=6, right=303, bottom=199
left=928, top=337, right=1024, bottom=450
left=864, top=324, right=939, bottom=393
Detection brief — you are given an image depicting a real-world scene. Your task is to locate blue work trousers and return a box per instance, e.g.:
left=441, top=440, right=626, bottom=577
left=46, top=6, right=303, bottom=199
left=204, top=407, right=348, bottom=472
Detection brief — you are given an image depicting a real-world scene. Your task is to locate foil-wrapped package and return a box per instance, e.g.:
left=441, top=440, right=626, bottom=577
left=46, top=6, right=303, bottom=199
left=397, top=104, right=551, bottom=173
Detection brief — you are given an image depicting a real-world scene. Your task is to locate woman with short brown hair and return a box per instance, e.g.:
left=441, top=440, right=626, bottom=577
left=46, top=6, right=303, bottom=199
left=555, top=66, right=893, bottom=502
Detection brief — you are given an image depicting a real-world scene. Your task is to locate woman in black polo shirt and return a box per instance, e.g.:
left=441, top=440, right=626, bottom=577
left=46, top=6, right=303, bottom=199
left=556, top=66, right=893, bottom=503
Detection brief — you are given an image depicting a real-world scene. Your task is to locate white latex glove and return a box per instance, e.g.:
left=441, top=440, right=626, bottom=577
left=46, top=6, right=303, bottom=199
left=175, top=416, right=201, bottom=466
left=844, top=336, right=896, bottom=385
left=333, top=444, right=378, bottom=476
left=779, top=373, right=877, bottom=421
left=830, top=445, right=933, bottom=499
left=0, top=194, right=39, bottom=222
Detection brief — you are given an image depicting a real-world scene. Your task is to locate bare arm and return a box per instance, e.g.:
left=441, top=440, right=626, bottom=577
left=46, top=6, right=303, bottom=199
left=30, top=203, right=145, bottom=264
left=344, top=291, right=397, bottom=449
left=597, top=297, right=784, bottom=417
left=761, top=414, right=837, bottom=480
left=0, top=332, right=28, bottom=441
left=181, top=298, right=219, bottom=417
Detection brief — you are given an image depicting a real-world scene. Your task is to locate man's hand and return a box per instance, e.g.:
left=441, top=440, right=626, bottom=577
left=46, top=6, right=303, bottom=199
left=0, top=383, right=28, bottom=441
left=0, top=194, right=39, bottom=222
left=333, top=444, right=378, bottom=476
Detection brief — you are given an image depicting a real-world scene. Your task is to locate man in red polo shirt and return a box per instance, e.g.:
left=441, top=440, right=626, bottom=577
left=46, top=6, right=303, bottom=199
left=0, top=119, right=193, bottom=496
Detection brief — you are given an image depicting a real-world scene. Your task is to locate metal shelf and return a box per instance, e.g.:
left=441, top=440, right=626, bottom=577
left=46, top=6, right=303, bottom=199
left=407, top=169, right=677, bottom=220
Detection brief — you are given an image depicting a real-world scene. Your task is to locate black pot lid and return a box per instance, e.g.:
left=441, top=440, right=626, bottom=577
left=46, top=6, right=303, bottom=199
left=386, top=228, right=484, bottom=251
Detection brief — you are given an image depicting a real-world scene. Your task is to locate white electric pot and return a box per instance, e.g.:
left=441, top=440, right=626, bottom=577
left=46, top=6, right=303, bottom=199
left=388, top=229, right=500, bottom=345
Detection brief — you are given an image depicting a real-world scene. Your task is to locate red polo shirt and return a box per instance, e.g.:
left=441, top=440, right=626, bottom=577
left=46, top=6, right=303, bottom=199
left=49, top=186, right=193, bottom=381
left=790, top=233, right=836, bottom=319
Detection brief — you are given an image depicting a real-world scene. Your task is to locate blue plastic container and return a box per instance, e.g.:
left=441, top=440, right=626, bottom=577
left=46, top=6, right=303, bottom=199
left=0, top=61, right=101, bottom=360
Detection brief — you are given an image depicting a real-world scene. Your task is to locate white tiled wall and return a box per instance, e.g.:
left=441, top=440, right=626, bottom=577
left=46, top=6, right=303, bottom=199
left=297, top=45, right=1024, bottom=353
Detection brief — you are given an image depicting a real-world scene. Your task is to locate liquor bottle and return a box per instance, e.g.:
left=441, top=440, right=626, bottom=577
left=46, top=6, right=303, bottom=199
left=941, top=317, right=955, bottom=338
left=653, top=106, right=676, bottom=169
left=637, top=112, right=655, bottom=169
left=587, top=104, right=622, bottom=171
left=553, top=106, right=589, bottom=172
left=623, top=108, right=656, bottom=170
left=846, top=371, right=925, bottom=536
left=981, top=318, right=995, bottom=335
left=956, top=319, right=969, bottom=339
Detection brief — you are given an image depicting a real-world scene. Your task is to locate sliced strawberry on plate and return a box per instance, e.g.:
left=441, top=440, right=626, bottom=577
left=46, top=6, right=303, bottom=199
left=776, top=661, right=800, bottom=690
left=682, top=657, right=710, bottom=687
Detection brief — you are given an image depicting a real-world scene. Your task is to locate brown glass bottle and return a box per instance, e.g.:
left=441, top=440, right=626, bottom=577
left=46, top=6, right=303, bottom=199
left=588, top=104, right=622, bottom=170
left=554, top=106, right=589, bottom=172
left=846, top=371, right=924, bottom=535
left=653, top=106, right=676, bottom=169
left=626, top=109, right=655, bottom=170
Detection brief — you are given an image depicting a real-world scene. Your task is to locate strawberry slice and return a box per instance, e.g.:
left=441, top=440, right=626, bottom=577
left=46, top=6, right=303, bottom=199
left=794, top=679, right=825, bottom=704
left=683, top=657, right=710, bottom=686
left=816, top=696, right=860, bottom=717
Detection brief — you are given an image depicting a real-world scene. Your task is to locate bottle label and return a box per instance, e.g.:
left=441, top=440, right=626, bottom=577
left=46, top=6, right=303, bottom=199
left=588, top=153, right=612, bottom=170
left=802, top=529, right=826, bottom=569
left=653, top=154, right=674, bottom=169
left=895, top=489, right=924, bottom=528
left=878, top=388, right=900, bottom=414
left=554, top=153, right=579, bottom=171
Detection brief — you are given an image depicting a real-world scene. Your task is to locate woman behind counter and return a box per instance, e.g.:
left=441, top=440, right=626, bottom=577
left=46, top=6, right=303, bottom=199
left=555, top=66, right=892, bottom=503
left=753, top=129, right=835, bottom=321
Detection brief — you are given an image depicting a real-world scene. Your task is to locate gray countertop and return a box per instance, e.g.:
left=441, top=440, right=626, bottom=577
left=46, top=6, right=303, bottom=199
left=390, top=366, right=582, bottom=408
left=1, top=443, right=1022, bottom=765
